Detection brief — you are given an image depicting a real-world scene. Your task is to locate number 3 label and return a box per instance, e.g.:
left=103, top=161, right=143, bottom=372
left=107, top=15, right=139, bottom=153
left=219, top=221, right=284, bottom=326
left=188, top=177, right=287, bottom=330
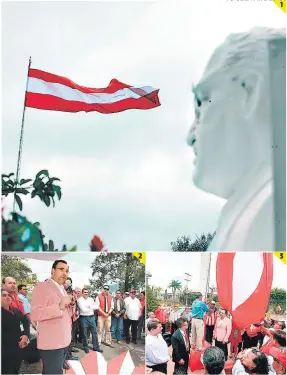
left=274, top=252, right=286, bottom=264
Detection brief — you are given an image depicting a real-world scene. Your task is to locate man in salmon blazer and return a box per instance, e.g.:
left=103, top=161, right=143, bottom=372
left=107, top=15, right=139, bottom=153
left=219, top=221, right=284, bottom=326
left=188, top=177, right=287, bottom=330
left=31, top=260, right=74, bottom=374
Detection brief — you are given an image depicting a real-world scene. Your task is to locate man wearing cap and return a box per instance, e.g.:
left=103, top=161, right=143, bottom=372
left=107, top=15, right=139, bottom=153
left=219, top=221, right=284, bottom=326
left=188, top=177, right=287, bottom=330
left=191, top=293, right=209, bottom=351
left=269, top=346, right=286, bottom=374
left=124, top=289, right=142, bottom=344
left=95, top=285, right=115, bottom=348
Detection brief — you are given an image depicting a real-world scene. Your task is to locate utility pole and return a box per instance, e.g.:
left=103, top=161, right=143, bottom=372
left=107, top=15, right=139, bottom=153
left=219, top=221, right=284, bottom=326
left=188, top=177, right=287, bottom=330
left=146, top=271, right=152, bottom=286
left=184, top=273, right=192, bottom=306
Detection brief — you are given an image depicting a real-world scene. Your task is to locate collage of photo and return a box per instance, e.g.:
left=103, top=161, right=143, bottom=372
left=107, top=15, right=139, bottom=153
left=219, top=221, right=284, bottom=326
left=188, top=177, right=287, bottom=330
left=1, top=252, right=286, bottom=374
left=1, top=0, right=286, bottom=375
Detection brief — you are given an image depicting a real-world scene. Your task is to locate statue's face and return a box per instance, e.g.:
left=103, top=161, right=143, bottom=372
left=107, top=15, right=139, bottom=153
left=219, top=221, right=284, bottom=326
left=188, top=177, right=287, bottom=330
left=187, top=44, right=269, bottom=199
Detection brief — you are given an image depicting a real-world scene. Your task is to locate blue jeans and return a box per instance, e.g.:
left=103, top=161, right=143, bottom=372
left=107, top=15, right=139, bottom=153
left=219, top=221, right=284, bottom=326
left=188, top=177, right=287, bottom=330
left=80, top=316, right=100, bottom=350
left=111, top=316, right=123, bottom=341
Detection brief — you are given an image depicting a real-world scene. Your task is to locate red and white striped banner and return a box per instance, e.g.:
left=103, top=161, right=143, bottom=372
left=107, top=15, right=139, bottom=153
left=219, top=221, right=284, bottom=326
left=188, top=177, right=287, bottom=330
left=216, top=253, right=273, bottom=328
left=26, top=69, right=160, bottom=114
left=66, top=351, right=144, bottom=375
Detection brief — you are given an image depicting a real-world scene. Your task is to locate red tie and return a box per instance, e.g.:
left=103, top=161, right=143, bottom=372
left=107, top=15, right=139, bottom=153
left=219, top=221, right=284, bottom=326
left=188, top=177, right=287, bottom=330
left=185, top=331, right=190, bottom=351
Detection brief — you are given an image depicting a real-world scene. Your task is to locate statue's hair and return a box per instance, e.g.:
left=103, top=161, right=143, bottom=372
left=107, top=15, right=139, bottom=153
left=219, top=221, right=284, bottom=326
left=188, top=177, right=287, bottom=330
left=203, top=27, right=286, bottom=83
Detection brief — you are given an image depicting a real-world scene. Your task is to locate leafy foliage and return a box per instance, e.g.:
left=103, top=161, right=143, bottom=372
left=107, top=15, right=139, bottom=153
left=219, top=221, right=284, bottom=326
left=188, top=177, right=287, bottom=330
left=168, top=279, right=182, bottom=301
left=268, top=288, right=286, bottom=313
left=2, top=214, right=44, bottom=252
left=2, top=170, right=62, bottom=212
left=89, top=253, right=145, bottom=292
left=1, top=255, right=39, bottom=286
left=2, top=170, right=77, bottom=252
left=171, top=232, right=216, bottom=252
left=146, top=285, right=160, bottom=315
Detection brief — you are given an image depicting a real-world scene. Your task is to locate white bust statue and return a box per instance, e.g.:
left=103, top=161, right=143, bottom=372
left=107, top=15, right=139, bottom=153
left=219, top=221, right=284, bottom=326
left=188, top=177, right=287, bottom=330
left=187, top=27, right=286, bottom=252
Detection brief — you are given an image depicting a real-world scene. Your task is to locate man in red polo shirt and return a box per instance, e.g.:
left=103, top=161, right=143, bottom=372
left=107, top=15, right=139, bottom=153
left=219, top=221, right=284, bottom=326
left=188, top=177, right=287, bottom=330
left=269, top=346, right=286, bottom=374
left=2, top=276, right=24, bottom=314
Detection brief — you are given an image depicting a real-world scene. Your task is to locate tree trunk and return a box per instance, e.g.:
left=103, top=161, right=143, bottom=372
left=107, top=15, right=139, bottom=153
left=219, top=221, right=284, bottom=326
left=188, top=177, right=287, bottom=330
left=124, top=253, right=132, bottom=291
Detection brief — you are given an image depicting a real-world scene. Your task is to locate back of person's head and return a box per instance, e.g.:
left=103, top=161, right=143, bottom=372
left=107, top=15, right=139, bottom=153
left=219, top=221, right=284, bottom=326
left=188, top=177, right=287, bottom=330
left=274, top=330, right=286, bottom=347
left=202, top=347, right=225, bottom=375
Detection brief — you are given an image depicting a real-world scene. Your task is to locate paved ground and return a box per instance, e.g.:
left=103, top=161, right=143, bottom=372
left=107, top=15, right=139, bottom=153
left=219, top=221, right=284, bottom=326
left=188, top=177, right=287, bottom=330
left=20, top=337, right=145, bottom=374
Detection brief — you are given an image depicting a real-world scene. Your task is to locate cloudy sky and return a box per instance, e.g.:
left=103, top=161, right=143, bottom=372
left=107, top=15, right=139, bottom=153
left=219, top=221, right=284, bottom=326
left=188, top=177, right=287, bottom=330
left=147, top=253, right=286, bottom=291
left=2, top=1, right=285, bottom=251
left=15, top=253, right=109, bottom=288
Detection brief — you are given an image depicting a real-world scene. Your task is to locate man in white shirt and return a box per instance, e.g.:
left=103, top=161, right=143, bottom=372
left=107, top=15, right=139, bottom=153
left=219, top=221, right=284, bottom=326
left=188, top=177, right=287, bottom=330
left=169, top=307, right=180, bottom=335
left=146, top=312, right=156, bottom=330
left=77, top=288, right=103, bottom=354
left=124, top=289, right=142, bottom=344
left=146, top=319, right=169, bottom=374
left=232, top=348, right=275, bottom=375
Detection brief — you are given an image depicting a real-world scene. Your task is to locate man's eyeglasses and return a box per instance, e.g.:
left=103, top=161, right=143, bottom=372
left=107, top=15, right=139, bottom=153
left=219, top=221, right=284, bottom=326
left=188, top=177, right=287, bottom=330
left=104, top=288, right=109, bottom=291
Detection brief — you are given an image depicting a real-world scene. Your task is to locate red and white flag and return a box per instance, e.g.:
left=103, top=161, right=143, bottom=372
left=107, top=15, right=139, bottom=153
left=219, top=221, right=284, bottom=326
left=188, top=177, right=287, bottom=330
left=216, top=253, right=273, bottom=329
left=26, top=69, right=160, bottom=114
left=66, top=351, right=143, bottom=375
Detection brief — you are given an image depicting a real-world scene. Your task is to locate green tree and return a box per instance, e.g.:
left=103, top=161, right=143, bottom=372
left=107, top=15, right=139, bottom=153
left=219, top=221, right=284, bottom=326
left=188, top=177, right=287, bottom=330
left=146, top=285, right=160, bottom=315
left=2, top=170, right=62, bottom=212
left=153, top=286, right=164, bottom=298
left=268, top=288, right=286, bottom=313
left=2, top=170, right=77, bottom=252
left=171, top=232, right=215, bottom=252
left=168, top=280, right=182, bottom=301
left=89, top=253, right=145, bottom=293
left=179, top=291, right=203, bottom=306
left=1, top=255, right=38, bottom=285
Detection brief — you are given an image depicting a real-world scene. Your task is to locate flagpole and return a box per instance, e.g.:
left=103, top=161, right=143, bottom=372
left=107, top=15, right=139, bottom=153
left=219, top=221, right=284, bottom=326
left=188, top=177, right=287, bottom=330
left=13, top=56, right=32, bottom=213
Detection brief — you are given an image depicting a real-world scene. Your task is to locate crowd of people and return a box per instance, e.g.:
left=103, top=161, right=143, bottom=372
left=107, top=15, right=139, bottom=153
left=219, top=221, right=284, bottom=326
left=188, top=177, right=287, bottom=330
left=1, top=259, right=145, bottom=374
left=146, top=293, right=286, bottom=374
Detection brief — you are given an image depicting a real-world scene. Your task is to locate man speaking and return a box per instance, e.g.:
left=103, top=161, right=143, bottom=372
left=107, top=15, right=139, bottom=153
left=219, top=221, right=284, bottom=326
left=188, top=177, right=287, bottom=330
left=31, top=260, right=75, bottom=374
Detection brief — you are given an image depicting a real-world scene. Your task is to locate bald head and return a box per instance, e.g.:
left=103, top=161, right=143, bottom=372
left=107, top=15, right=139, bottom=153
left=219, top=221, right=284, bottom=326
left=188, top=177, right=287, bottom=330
left=2, top=277, right=17, bottom=293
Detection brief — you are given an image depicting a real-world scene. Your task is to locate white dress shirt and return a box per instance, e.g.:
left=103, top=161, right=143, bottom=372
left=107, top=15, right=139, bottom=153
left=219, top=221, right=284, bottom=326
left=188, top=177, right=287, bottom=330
left=50, top=279, right=66, bottom=315
left=146, top=334, right=169, bottom=366
left=232, top=357, right=275, bottom=375
left=124, top=297, right=141, bottom=320
left=78, top=297, right=99, bottom=316
left=179, top=329, right=189, bottom=350
left=50, top=278, right=66, bottom=295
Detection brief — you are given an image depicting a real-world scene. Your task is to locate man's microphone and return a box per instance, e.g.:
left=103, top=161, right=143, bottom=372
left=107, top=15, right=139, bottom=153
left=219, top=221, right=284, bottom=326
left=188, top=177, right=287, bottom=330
left=64, top=284, right=75, bottom=305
